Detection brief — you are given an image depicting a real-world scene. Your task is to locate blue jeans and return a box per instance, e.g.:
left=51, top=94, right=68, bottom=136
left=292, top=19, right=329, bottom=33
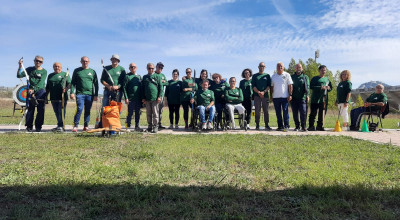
left=51, top=100, right=67, bottom=127
left=26, top=89, right=46, bottom=130
left=74, top=94, right=94, bottom=127
left=126, top=100, right=141, bottom=127
left=273, top=98, right=290, bottom=128
left=291, top=99, right=307, bottom=129
left=197, top=105, right=215, bottom=123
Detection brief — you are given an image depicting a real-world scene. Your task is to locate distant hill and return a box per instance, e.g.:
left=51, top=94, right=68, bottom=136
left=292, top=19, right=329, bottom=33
left=357, top=81, right=391, bottom=89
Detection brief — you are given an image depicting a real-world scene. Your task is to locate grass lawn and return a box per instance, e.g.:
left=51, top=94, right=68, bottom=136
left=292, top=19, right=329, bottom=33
left=1, top=133, right=400, bottom=219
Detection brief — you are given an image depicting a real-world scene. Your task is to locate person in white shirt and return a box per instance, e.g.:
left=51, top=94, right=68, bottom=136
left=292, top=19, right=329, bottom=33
left=271, top=62, right=293, bottom=131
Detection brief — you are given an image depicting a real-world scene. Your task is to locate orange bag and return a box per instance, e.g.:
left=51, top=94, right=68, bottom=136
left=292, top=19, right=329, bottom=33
left=102, top=101, right=123, bottom=130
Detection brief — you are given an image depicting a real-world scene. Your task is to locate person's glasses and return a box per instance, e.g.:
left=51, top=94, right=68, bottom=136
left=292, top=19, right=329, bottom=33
left=82, top=60, right=89, bottom=63
left=148, top=68, right=154, bottom=70
left=35, top=60, right=43, bottom=63
left=259, top=66, right=265, bottom=68
left=130, top=66, right=136, bottom=68
left=186, top=72, right=191, bottom=74
left=213, top=77, right=218, bottom=80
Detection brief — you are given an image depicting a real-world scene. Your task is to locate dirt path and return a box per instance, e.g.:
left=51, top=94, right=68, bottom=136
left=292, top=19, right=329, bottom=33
left=1, top=124, right=399, bottom=147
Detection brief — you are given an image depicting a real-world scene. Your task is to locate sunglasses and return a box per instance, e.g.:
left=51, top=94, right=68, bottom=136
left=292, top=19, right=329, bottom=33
left=147, top=67, right=154, bottom=70
left=186, top=72, right=191, bottom=74
left=129, top=66, right=136, bottom=68
left=259, top=66, right=265, bottom=68
left=35, top=60, right=43, bottom=63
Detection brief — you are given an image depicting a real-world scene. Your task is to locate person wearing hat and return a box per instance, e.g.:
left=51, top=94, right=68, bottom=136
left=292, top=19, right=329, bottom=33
left=70, top=56, right=99, bottom=132
left=142, top=63, right=163, bottom=133
left=155, top=62, right=168, bottom=129
left=99, top=54, right=126, bottom=127
left=17, top=55, right=48, bottom=132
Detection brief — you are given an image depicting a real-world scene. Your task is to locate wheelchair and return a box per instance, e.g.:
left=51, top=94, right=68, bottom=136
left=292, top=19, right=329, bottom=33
left=190, top=104, right=218, bottom=132
left=221, top=104, right=248, bottom=131
left=355, top=103, right=388, bottom=132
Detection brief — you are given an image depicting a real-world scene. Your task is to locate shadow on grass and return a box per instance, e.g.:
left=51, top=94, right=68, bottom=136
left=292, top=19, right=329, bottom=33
left=1, top=184, right=399, bottom=219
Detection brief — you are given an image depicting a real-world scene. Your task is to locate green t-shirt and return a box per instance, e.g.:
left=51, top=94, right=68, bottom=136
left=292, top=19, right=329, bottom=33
left=165, top=80, right=182, bottom=105
left=70, top=67, right=98, bottom=96
left=225, top=87, right=243, bottom=105
left=251, top=73, right=271, bottom=98
left=46, top=71, right=71, bottom=101
left=336, top=81, right=352, bottom=103
left=18, top=67, right=47, bottom=92
left=124, top=73, right=142, bottom=101
left=366, top=92, right=387, bottom=104
left=210, top=81, right=229, bottom=104
left=194, top=89, right=214, bottom=106
left=239, top=79, right=253, bottom=100
left=100, top=65, right=126, bottom=88
left=181, top=78, right=197, bottom=102
left=142, top=73, right=163, bottom=101
left=157, top=73, right=168, bottom=87
left=310, top=76, right=332, bottom=104
left=291, top=73, right=310, bottom=100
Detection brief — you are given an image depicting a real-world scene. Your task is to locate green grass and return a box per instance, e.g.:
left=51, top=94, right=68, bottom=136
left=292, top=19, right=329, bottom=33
left=1, top=134, right=400, bottom=219
left=1, top=99, right=399, bottom=129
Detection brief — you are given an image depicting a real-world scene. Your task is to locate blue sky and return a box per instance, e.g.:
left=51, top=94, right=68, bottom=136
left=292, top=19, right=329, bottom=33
left=1, top=0, right=399, bottom=89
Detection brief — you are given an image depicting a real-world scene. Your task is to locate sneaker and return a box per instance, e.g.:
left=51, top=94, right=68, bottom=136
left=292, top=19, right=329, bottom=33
left=316, top=127, right=325, bottom=131
left=72, top=127, right=78, bottom=132
left=135, top=126, right=141, bottom=132
left=283, top=127, right=288, bottom=132
left=293, top=127, right=300, bottom=132
left=301, top=127, right=307, bottom=132
left=185, top=125, right=189, bottom=129
left=51, top=127, right=59, bottom=132
left=147, top=126, right=152, bottom=132
left=83, top=127, right=89, bottom=132
left=265, top=125, right=272, bottom=131
left=26, top=127, right=33, bottom=132
left=307, top=126, right=316, bottom=131
left=202, top=123, right=206, bottom=130
left=52, top=127, right=64, bottom=132
left=207, top=122, right=213, bottom=130
left=35, top=127, right=42, bottom=132
left=246, top=125, right=250, bottom=130
left=168, top=124, right=173, bottom=129
left=152, top=127, right=158, bottom=133
left=175, top=124, right=179, bottom=129
left=256, top=124, right=260, bottom=130
left=158, top=125, right=166, bottom=130
left=276, top=127, right=284, bottom=131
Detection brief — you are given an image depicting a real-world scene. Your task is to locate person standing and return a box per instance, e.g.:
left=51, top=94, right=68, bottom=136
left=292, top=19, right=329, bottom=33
left=239, top=68, right=253, bottom=130
left=142, top=63, right=163, bottom=133
left=196, top=69, right=213, bottom=88
left=252, top=62, right=271, bottom=130
left=124, top=62, right=142, bottom=131
left=291, top=64, right=309, bottom=132
left=335, top=70, right=352, bottom=129
left=165, top=69, right=182, bottom=129
left=155, top=62, right=168, bottom=129
left=181, top=68, right=197, bottom=129
left=17, top=55, right=47, bottom=132
left=46, top=62, right=71, bottom=132
left=225, top=77, right=245, bottom=129
left=70, top=56, right=99, bottom=132
left=271, top=62, right=293, bottom=131
left=308, top=65, right=332, bottom=131
left=190, top=80, right=215, bottom=130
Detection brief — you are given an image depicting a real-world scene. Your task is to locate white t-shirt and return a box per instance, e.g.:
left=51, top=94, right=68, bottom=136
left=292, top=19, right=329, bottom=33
left=271, top=71, right=293, bottom=98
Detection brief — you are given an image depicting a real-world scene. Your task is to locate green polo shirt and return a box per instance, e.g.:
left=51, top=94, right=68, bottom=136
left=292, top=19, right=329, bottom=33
left=251, top=73, right=271, bottom=98
left=100, top=65, right=126, bottom=88
left=70, top=67, right=98, bottom=96
left=210, top=81, right=229, bottom=104
left=291, top=73, right=309, bottom=100
left=157, top=72, right=168, bottom=87
left=239, top=79, right=253, bottom=100
left=18, top=67, right=47, bottom=92
left=194, top=89, right=214, bottom=106
left=310, top=76, right=332, bottom=104
left=181, top=78, right=197, bottom=102
left=366, top=92, right=387, bottom=104
left=46, top=71, right=71, bottom=101
left=142, top=73, right=163, bottom=101
left=165, top=80, right=182, bottom=105
left=225, top=87, right=243, bottom=105
left=124, top=73, right=142, bottom=101
left=336, top=81, right=352, bottom=103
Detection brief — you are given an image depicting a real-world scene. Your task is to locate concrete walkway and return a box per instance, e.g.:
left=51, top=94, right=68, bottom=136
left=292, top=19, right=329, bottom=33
left=1, top=124, right=399, bottom=147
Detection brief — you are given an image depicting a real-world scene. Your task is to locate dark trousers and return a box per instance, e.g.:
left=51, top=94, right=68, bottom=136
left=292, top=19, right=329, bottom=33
left=309, top=103, right=324, bottom=128
left=158, top=100, right=164, bottom=126
left=291, top=99, right=307, bottom=129
left=51, top=100, right=67, bottom=127
left=242, top=98, right=252, bottom=124
left=215, top=103, right=225, bottom=124
left=273, top=98, right=290, bottom=128
left=26, top=89, right=46, bottom=130
left=126, top=100, right=141, bottom=127
left=168, top=104, right=180, bottom=125
left=182, top=101, right=191, bottom=121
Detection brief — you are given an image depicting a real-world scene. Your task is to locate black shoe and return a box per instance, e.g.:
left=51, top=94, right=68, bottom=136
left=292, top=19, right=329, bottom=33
left=256, top=124, right=260, bottom=130
left=307, top=126, right=316, bottom=131
left=158, top=125, right=166, bottom=130
left=294, top=127, right=300, bottom=131
left=265, top=125, right=272, bottom=131
left=316, top=127, right=325, bottom=131
left=35, top=129, right=42, bottom=132
left=146, top=126, right=152, bottom=132
left=301, top=127, right=307, bottom=132
left=276, top=127, right=284, bottom=131
left=26, top=127, right=33, bottom=132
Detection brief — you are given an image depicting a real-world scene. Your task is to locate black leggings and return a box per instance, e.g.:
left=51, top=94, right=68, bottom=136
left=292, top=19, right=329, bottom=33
left=168, top=104, right=180, bottom=124
left=181, top=101, right=191, bottom=121
left=242, top=98, right=252, bottom=123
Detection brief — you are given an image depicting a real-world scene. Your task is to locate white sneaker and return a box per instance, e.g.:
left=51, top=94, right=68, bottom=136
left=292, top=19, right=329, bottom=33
left=168, top=124, right=173, bottom=129
left=207, top=122, right=213, bottom=130
left=202, top=123, right=206, bottom=130
left=72, top=127, right=78, bottom=132
left=175, top=124, right=179, bottom=129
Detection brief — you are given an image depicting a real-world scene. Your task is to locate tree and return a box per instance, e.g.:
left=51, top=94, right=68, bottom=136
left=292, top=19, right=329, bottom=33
left=356, top=95, right=364, bottom=107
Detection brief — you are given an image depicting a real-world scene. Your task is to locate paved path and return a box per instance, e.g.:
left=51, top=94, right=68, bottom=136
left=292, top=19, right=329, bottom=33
left=1, top=124, right=399, bottom=147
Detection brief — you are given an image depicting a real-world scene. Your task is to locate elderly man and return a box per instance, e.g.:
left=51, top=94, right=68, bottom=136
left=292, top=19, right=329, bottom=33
left=291, top=64, right=309, bottom=131
left=142, top=63, right=163, bottom=133
left=70, top=56, right=99, bottom=132
left=252, top=62, right=272, bottom=130
left=46, top=62, right=71, bottom=132
left=271, top=62, right=293, bottom=131
left=17, top=55, right=47, bottom=132
left=155, top=62, right=168, bottom=129
left=124, top=62, right=142, bottom=131
left=350, top=84, right=388, bottom=130
left=190, top=80, right=215, bottom=130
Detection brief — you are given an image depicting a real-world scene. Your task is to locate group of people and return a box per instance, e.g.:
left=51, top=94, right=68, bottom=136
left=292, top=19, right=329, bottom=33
left=17, top=55, right=388, bottom=133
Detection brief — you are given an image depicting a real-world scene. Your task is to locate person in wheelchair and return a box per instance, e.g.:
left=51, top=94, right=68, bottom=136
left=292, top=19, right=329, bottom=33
left=210, top=73, right=229, bottom=129
left=190, top=80, right=215, bottom=130
left=224, top=77, right=245, bottom=129
left=350, top=84, right=388, bottom=130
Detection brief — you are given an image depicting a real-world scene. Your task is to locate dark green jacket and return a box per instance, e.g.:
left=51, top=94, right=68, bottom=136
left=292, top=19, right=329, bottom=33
left=18, top=67, right=47, bottom=92
left=366, top=92, right=387, bottom=104
left=239, top=79, right=253, bottom=100
left=291, top=73, right=310, bottom=100
left=124, top=73, right=142, bottom=101
left=225, top=87, right=243, bottom=105
left=336, top=81, right=352, bottom=103
left=165, top=80, right=182, bottom=105
left=142, top=73, right=163, bottom=101
left=310, top=76, right=332, bottom=104
left=251, top=73, right=271, bottom=98
left=194, top=89, right=214, bottom=106
left=181, top=78, right=197, bottom=102
left=46, top=71, right=71, bottom=101
left=210, top=81, right=229, bottom=104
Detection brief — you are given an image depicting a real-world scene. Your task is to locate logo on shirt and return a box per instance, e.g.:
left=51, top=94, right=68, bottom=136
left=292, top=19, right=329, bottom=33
left=207, top=94, right=211, bottom=97
left=263, top=77, right=267, bottom=80
left=88, top=72, right=92, bottom=76
left=340, top=85, right=343, bottom=87
left=116, top=72, right=121, bottom=75
left=235, top=92, right=239, bottom=95
left=282, top=76, right=286, bottom=80
left=374, top=97, right=378, bottom=100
